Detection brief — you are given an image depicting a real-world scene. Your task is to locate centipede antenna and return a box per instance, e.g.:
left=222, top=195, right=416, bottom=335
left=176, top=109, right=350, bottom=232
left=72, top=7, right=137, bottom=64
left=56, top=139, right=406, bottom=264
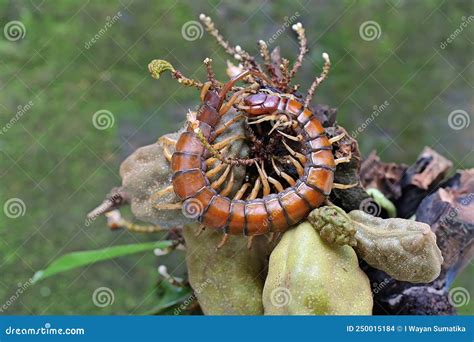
left=148, top=59, right=203, bottom=89
left=258, top=40, right=276, bottom=80
left=289, top=23, right=308, bottom=81
left=199, top=14, right=257, bottom=68
left=304, top=52, right=331, bottom=107
left=279, top=58, right=291, bottom=88
left=203, top=58, right=220, bottom=88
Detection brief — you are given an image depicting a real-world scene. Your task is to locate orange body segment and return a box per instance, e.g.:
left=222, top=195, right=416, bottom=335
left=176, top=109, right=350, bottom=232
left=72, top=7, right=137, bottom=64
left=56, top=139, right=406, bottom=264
left=171, top=86, right=336, bottom=236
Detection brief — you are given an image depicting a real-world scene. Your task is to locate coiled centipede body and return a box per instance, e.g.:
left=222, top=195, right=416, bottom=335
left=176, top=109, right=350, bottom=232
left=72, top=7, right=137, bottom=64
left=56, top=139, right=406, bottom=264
left=149, top=15, right=354, bottom=244
left=171, top=70, right=336, bottom=236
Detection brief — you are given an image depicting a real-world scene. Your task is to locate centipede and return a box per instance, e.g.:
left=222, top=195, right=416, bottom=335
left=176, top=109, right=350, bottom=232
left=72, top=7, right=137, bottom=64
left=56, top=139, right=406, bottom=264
left=149, top=15, right=354, bottom=246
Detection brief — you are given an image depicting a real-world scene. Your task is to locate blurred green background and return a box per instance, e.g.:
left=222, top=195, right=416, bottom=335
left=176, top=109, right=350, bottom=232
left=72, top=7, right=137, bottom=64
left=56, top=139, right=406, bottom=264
left=0, top=0, right=472, bottom=314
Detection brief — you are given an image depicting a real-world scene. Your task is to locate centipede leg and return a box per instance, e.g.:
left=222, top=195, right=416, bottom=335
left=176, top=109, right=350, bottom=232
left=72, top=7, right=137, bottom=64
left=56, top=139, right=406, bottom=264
left=247, top=114, right=279, bottom=125
left=288, top=155, right=305, bottom=177
left=270, top=231, right=282, bottom=245
left=163, top=146, right=173, bottom=163
left=206, top=161, right=225, bottom=178
left=247, top=235, right=255, bottom=250
left=214, top=114, right=246, bottom=136
left=282, top=139, right=307, bottom=164
left=212, top=134, right=246, bottom=150
left=254, top=161, right=271, bottom=196
left=333, top=182, right=359, bottom=190
left=247, top=178, right=262, bottom=200
left=271, top=157, right=296, bottom=186
left=335, top=151, right=352, bottom=165
left=268, top=177, right=284, bottom=192
left=200, top=81, right=212, bottom=102
left=158, top=136, right=177, bottom=163
left=154, top=203, right=183, bottom=210
left=216, top=233, right=230, bottom=249
left=234, top=183, right=250, bottom=200
left=277, top=130, right=302, bottom=142
left=150, top=185, right=174, bottom=202
left=205, top=146, right=230, bottom=166
left=219, top=170, right=235, bottom=197
left=219, top=84, right=259, bottom=115
left=211, top=165, right=232, bottom=190
left=328, top=132, right=346, bottom=144
left=195, top=224, right=206, bottom=236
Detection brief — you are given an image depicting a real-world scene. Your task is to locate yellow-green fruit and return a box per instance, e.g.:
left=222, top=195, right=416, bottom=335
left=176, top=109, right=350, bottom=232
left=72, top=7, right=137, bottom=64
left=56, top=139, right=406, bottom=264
left=263, top=222, right=373, bottom=315
left=183, top=225, right=268, bottom=315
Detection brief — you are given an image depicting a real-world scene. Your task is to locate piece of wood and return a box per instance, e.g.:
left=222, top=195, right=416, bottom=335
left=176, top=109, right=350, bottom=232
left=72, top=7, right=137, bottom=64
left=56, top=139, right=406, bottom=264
left=360, top=151, right=407, bottom=201
left=395, top=147, right=453, bottom=218
left=363, top=169, right=473, bottom=315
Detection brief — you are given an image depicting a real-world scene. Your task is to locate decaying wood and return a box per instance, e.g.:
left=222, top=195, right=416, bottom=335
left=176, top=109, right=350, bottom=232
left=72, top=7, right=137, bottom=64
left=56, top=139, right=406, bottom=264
left=360, top=151, right=407, bottom=201
left=416, top=169, right=474, bottom=277
left=363, top=168, right=473, bottom=315
left=395, top=147, right=453, bottom=218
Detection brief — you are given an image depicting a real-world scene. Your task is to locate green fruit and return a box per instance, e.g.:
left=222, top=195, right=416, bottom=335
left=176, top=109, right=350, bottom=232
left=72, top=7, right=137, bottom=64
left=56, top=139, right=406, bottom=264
left=263, top=222, right=372, bottom=315
left=183, top=225, right=268, bottom=315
